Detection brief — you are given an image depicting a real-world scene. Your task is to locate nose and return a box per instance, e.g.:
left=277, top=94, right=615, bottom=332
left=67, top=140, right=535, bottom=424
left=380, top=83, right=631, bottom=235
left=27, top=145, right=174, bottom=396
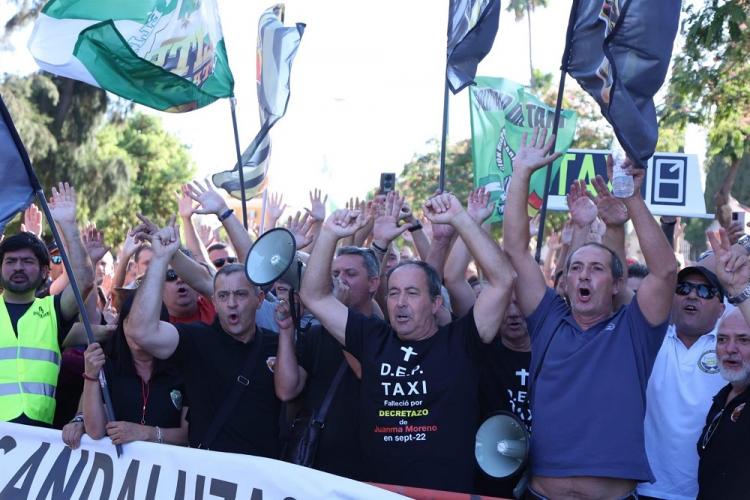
left=396, top=292, right=408, bottom=307
left=226, top=293, right=239, bottom=307
left=724, top=338, right=740, bottom=354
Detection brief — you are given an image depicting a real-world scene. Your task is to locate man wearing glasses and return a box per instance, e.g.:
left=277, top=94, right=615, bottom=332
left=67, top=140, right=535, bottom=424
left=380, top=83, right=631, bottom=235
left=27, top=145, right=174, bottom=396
left=697, top=308, right=750, bottom=499
left=207, top=242, right=237, bottom=269
left=125, top=221, right=282, bottom=456
left=639, top=266, right=728, bottom=500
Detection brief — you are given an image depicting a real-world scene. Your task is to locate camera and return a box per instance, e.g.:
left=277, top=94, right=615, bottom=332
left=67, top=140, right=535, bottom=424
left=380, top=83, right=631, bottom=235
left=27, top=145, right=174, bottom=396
left=379, top=173, right=396, bottom=194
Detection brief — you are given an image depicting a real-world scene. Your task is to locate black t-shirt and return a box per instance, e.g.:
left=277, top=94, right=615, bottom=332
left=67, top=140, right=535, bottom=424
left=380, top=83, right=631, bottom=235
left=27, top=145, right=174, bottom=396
left=697, top=383, right=750, bottom=500
left=478, top=340, right=532, bottom=426
left=298, top=325, right=362, bottom=479
left=173, top=320, right=280, bottom=457
left=6, top=295, right=74, bottom=428
left=345, top=308, right=482, bottom=493
left=107, top=366, right=185, bottom=428
left=475, top=340, right=532, bottom=498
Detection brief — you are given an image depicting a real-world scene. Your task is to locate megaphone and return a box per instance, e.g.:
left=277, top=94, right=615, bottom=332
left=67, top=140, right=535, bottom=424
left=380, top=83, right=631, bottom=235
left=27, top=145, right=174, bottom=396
left=475, top=411, right=530, bottom=479
left=245, top=228, right=303, bottom=289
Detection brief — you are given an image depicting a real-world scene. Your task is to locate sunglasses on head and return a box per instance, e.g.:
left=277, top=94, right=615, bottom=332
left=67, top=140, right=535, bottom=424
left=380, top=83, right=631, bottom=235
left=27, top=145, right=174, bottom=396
left=165, top=269, right=178, bottom=282
left=212, top=257, right=237, bottom=268
left=675, top=281, right=719, bottom=300
left=50, top=255, right=62, bottom=265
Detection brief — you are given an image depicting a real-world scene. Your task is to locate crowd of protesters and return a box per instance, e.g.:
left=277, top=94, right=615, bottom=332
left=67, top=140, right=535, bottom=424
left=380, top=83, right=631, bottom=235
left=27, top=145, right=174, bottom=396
left=1, top=129, right=748, bottom=499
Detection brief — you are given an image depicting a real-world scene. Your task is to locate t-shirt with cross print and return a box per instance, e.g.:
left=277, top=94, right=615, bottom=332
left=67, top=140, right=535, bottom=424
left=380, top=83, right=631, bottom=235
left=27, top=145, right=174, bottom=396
left=344, top=307, right=483, bottom=493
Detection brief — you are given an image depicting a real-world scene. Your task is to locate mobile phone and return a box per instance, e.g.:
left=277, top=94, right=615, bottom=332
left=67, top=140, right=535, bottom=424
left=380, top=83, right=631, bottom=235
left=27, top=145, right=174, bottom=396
left=379, top=173, right=396, bottom=194
left=732, top=211, right=746, bottom=229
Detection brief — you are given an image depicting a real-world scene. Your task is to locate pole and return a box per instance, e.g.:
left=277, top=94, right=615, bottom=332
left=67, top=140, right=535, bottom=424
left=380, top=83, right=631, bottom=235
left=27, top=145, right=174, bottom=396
left=230, top=98, right=249, bottom=230
left=438, top=77, right=451, bottom=193
left=534, top=0, right=582, bottom=263
left=258, top=190, right=269, bottom=234
left=34, top=190, right=122, bottom=457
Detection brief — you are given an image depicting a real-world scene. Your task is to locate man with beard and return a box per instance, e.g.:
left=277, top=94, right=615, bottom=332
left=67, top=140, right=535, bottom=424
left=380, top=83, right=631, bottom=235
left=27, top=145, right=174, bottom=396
left=504, top=129, right=677, bottom=499
left=275, top=246, right=380, bottom=479
left=0, top=183, right=94, bottom=427
left=639, top=266, right=728, bottom=500
left=696, top=309, right=750, bottom=499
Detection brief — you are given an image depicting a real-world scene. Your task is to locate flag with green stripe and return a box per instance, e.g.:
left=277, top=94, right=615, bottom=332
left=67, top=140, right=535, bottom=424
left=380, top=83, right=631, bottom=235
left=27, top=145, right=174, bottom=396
left=29, top=0, right=234, bottom=112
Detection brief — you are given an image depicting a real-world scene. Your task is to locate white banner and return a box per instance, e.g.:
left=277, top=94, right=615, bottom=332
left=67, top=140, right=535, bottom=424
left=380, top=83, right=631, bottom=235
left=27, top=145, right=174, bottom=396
left=0, top=422, right=406, bottom=499
left=543, top=150, right=710, bottom=218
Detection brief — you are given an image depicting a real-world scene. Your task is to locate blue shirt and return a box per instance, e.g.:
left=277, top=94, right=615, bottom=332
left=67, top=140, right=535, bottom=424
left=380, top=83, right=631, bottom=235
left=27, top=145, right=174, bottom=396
left=527, top=288, right=667, bottom=482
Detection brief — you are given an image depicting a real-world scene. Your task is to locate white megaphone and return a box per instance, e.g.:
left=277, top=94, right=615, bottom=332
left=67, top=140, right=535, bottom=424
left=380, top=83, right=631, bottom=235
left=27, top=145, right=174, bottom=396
left=245, top=228, right=303, bottom=289
left=475, top=411, right=530, bottom=479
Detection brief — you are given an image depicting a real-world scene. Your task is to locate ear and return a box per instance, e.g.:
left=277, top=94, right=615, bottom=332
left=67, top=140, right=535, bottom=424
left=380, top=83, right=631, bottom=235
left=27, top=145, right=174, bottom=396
left=255, top=289, right=265, bottom=310
left=368, top=276, right=380, bottom=295
left=612, top=276, right=623, bottom=297
left=40, top=265, right=50, bottom=281
left=431, top=294, right=444, bottom=316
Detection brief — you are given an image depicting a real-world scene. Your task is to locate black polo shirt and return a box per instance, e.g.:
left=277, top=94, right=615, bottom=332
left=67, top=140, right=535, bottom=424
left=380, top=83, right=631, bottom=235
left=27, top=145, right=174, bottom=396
left=697, top=383, right=750, bottom=500
left=173, top=320, right=280, bottom=457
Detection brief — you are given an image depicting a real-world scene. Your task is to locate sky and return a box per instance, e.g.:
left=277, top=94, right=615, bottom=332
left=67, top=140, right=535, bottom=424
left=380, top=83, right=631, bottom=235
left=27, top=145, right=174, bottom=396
left=1, top=0, right=705, bottom=215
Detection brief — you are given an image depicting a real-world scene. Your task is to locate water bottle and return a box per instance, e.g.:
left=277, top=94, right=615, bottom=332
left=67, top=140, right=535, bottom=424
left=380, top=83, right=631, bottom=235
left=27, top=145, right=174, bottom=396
left=610, top=140, right=634, bottom=198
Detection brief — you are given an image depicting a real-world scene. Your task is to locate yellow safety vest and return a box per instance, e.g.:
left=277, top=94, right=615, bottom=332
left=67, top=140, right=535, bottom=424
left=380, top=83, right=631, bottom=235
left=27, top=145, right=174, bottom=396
left=0, top=295, right=61, bottom=424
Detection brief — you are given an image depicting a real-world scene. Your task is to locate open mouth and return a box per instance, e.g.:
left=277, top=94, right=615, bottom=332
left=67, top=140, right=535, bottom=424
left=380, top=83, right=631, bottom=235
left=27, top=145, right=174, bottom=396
left=577, top=287, right=591, bottom=302
left=227, top=313, right=240, bottom=324
left=176, top=286, right=188, bottom=296
left=395, top=313, right=410, bottom=323
left=722, top=359, right=741, bottom=369
left=683, top=304, right=698, bottom=313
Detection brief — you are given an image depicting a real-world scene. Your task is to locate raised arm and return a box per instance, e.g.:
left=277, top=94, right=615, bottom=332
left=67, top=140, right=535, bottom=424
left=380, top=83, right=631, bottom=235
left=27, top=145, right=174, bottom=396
left=177, top=185, right=211, bottom=264
left=273, top=299, right=308, bottom=401
left=299, top=209, right=368, bottom=345
left=424, top=192, right=516, bottom=343
left=49, top=183, right=95, bottom=321
left=624, top=166, right=678, bottom=325
left=709, top=229, right=750, bottom=327
left=185, top=180, right=252, bottom=264
left=502, top=128, right=561, bottom=316
left=81, top=342, right=107, bottom=439
left=124, top=220, right=181, bottom=359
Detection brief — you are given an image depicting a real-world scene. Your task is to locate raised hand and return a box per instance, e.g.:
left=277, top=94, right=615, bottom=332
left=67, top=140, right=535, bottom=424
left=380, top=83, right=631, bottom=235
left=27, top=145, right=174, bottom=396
left=726, top=220, right=745, bottom=245
left=591, top=175, right=629, bottom=226
left=82, top=224, right=111, bottom=263
left=307, top=189, right=327, bottom=222
left=185, top=179, right=229, bottom=216
left=149, top=216, right=181, bottom=259
left=48, top=182, right=78, bottom=224
left=267, top=192, right=287, bottom=222
left=21, top=204, right=43, bottom=237
left=83, top=342, right=105, bottom=380
left=131, top=213, right=159, bottom=243
left=177, top=186, right=196, bottom=219
left=513, top=127, right=562, bottom=175
left=566, top=180, right=597, bottom=227
left=708, top=229, right=750, bottom=296
left=323, top=209, right=368, bottom=239
left=274, top=297, right=294, bottom=331
left=285, top=211, right=314, bottom=249
left=423, top=191, right=464, bottom=225
left=621, top=160, right=646, bottom=199
left=121, top=230, right=140, bottom=258
left=467, top=186, right=495, bottom=224
left=373, top=191, right=414, bottom=244
left=197, top=223, right=215, bottom=247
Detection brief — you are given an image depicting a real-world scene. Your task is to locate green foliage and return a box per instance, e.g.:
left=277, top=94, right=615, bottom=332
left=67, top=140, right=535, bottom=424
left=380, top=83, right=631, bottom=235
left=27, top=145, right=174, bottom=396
left=1, top=73, right=195, bottom=246
left=505, top=0, right=549, bottom=21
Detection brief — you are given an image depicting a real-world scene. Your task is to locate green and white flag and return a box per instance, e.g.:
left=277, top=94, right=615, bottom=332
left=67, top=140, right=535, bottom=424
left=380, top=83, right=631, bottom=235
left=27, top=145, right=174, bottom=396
left=29, top=0, right=234, bottom=112
left=469, top=76, right=577, bottom=222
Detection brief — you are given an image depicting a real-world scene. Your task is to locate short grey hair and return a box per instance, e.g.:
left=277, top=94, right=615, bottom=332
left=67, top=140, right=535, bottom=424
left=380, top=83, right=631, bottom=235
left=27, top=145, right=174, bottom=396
left=336, top=246, right=380, bottom=278
left=386, top=261, right=442, bottom=300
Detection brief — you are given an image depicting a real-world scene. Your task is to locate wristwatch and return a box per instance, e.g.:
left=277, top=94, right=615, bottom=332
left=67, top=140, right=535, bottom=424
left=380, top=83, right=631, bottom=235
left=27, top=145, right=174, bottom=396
left=728, top=283, right=750, bottom=305
left=737, top=234, right=750, bottom=255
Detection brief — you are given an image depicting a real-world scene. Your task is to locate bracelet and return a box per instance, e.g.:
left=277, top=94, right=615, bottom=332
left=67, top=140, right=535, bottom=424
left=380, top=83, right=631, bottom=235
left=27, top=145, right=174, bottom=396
left=728, top=284, right=750, bottom=305
left=82, top=372, right=98, bottom=382
left=371, top=241, right=388, bottom=254
left=155, top=425, right=163, bottom=444
left=407, top=221, right=423, bottom=233
left=218, top=208, right=234, bottom=222
left=70, top=413, right=84, bottom=424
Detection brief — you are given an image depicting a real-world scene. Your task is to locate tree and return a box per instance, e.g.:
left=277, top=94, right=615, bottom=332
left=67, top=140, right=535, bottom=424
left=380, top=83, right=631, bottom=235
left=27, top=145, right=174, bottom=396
left=1, top=73, right=195, bottom=246
left=505, top=0, right=549, bottom=89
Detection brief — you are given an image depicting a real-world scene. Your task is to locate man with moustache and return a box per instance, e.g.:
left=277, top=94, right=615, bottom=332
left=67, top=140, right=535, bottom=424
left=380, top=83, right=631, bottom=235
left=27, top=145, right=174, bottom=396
left=696, top=309, right=750, bottom=499
left=0, top=183, right=94, bottom=427
left=124, top=221, right=281, bottom=456
left=503, top=129, right=677, bottom=500
left=639, top=266, right=728, bottom=500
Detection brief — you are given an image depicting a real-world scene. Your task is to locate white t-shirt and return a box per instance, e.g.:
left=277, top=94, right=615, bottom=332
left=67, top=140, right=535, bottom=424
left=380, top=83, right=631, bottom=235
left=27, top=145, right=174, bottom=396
left=638, top=324, right=727, bottom=500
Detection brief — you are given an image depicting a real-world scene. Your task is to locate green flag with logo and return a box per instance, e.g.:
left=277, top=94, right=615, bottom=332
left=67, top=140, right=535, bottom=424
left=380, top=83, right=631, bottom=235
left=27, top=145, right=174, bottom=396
left=29, top=0, right=234, bottom=112
left=469, top=77, right=577, bottom=222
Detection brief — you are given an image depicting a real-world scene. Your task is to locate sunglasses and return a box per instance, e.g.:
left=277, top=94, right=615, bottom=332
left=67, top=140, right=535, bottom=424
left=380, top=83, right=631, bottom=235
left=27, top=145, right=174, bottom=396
left=212, top=257, right=238, bottom=268
left=165, top=269, right=178, bottom=282
left=701, top=408, right=724, bottom=450
left=50, top=255, right=62, bottom=265
left=675, top=282, right=719, bottom=300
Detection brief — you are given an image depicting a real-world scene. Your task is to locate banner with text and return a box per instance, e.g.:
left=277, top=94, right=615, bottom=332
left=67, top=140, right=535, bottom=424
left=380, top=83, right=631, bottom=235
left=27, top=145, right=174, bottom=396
left=0, top=422, right=404, bottom=499
left=544, top=150, right=708, bottom=218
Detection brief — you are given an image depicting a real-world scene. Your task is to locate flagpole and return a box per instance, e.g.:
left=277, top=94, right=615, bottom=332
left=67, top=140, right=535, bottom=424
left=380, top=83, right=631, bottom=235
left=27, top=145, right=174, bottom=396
left=230, top=97, right=249, bottom=230
left=34, top=189, right=123, bottom=457
left=534, top=0, right=581, bottom=262
left=438, top=76, right=450, bottom=193
left=259, top=190, right=269, bottom=234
